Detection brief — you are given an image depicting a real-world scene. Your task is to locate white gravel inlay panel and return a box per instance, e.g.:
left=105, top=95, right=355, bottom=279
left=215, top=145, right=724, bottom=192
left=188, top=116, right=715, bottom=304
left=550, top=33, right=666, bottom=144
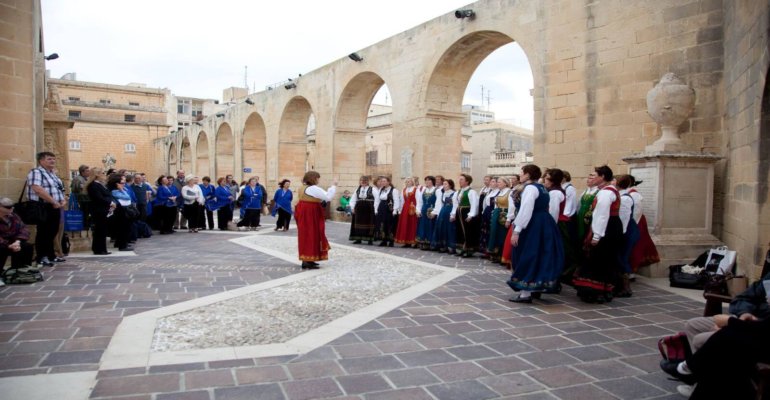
left=100, top=233, right=465, bottom=369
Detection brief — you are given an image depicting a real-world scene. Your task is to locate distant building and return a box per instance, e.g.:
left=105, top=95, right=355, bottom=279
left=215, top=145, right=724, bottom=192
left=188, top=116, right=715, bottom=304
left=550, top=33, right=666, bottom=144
left=167, top=95, right=223, bottom=133
left=470, top=121, right=533, bottom=184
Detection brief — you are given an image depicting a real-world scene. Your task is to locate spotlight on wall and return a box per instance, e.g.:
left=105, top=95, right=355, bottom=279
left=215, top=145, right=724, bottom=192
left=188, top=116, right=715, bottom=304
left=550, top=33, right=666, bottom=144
left=245, top=98, right=254, bottom=105
left=284, top=82, right=297, bottom=90
left=44, top=53, right=59, bottom=61
left=215, top=113, right=225, bottom=118
left=454, top=9, right=475, bottom=19
left=194, top=122, right=202, bottom=126
left=348, top=52, right=364, bottom=62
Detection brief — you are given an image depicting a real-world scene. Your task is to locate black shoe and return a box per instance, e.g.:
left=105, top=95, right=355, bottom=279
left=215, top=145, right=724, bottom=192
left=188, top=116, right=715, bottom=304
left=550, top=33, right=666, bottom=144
left=402, top=244, right=411, bottom=248
left=660, top=360, right=697, bottom=385
left=301, top=262, right=320, bottom=270
left=531, top=292, right=542, bottom=299
left=379, top=241, right=388, bottom=247
left=353, top=240, right=362, bottom=244
left=508, top=295, right=533, bottom=304
left=367, top=241, right=373, bottom=245
left=118, top=247, right=134, bottom=252
left=93, top=251, right=112, bottom=255
left=388, top=242, right=394, bottom=247
left=53, top=257, right=66, bottom=263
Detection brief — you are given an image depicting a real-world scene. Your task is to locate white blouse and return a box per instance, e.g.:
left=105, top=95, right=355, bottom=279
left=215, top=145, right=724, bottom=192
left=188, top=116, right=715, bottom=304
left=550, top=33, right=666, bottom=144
left=513, top=185, right=539, bottom=233
left=349, top=185, right=372, bottom=210
left=591, top=186, right=618, bottom=240
left=415, top=186, right=436, bottom=213
left=452, top=187, right=479, bottom=218
left=305, top=185, right=336, bottom=202
left=548, top=189, right=565, bottom=223
left=562, top=182, right=578, bottom=218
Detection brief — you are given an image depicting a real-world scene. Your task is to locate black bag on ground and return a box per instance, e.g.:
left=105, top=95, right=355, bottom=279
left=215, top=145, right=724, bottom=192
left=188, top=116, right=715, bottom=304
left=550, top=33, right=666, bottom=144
left=14, top=182, right=47, bottom=225
left=136, top=221, right=152, bottom=238
left=669, top=250, right=710, bottom=290
left=3, top=267, right=43, bottom=284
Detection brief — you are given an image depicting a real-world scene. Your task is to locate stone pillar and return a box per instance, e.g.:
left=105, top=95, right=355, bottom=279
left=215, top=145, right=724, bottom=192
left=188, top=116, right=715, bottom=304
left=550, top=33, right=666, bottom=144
left=623, top=73, right=722, bottom=277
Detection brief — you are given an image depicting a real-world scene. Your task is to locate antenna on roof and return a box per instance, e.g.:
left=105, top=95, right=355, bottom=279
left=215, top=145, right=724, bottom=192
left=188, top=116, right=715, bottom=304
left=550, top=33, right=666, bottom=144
left=244, top=66, right=248, bottom=90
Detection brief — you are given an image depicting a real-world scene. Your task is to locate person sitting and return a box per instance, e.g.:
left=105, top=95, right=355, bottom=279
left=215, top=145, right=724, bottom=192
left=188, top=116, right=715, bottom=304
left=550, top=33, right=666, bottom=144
left=0, top=197, right=33, bottom=283
left=337, top=190, right=352, bottom=216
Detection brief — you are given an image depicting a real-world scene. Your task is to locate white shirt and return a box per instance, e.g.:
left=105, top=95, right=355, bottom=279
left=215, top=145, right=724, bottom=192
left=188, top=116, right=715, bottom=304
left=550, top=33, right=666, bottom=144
left=562, top=182, right=577, bottom=218
left=591, top=185, right=618, bottom=240
left=349, top=185, right=372, bottom=210
left=483, top=189, right=500, bottom=211
left=507, top=186, right=522, bottom=223
left=431, top=187, right=445, bottom=216
left=548, top=189, right=565, bottom=223
left=629, top=190, right=643, bottom=223
left=619, top=189, right=633, bottom=234
left=415, top=186, right=435, bottom=216
left=513, top=185, right=540, bottom=233
left=305, top=185, right=336, bottom=202
left=452, top=187, right=479, bottom=218
left=374, top=186, right=400, bottom=216
left=182, top=184, right=204, bottom=205
left=392, top=187, right=404, bottom=215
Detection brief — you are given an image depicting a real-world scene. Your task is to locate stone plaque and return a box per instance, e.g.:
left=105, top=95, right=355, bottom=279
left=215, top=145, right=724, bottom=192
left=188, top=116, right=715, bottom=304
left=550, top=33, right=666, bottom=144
left=662, top=168, right=708, bottom=229
left=400, top=148, right=413, bottom=178
left=629, top=166, right=658, bottom=230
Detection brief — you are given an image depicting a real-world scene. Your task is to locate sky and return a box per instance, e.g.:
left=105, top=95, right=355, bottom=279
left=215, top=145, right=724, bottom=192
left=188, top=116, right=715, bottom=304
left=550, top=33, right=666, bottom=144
left=42, top=0, right=533, bottom=129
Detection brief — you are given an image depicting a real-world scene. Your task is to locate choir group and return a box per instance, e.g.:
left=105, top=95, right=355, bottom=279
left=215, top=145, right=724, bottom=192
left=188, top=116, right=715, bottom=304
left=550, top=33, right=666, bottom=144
left=343, top=164, right=660, bottom=304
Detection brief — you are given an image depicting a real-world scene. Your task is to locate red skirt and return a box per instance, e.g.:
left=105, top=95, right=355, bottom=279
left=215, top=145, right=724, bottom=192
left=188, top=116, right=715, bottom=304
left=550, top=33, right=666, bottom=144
left=394, top=201, right=418, bottom=244
left=630, top=215, right=659, bottom=271
left=501, top=225, right=513, bottom=269
left=295, top=200, right=330, bottom=261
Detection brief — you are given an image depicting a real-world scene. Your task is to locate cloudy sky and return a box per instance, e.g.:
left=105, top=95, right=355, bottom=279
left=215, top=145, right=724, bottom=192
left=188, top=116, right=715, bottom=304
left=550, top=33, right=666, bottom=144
left=42, top=0, right=533, bottom=129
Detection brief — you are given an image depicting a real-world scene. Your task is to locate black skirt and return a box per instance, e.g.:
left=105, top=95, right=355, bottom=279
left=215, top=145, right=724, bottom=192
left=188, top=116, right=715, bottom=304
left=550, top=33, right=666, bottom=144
left=349, top=200, right=376, bottom=241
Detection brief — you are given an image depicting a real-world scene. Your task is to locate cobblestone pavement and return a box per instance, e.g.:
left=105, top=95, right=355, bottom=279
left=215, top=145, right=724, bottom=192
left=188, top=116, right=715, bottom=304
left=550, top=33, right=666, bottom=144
left=0, top=217, right=701, bottom=399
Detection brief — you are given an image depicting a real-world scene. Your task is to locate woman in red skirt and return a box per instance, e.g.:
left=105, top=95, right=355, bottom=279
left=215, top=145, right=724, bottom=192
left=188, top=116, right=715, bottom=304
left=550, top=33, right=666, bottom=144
left=395, top=177, right=419, bottom=247
left=295, top=171, right=337, bottom=269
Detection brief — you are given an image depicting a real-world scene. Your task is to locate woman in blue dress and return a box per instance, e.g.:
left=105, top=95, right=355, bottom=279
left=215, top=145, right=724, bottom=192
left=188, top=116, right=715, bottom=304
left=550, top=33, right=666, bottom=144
left=272, top=179, right=293, bottom=231
left=415, top=176, right=437, bottom=250
left=198, top=176, right=216, bottom=230
left=430, top=179, right=457, bottom=253
left=154, top=176, right=177, bottom=234
left=507, top=164, right=565, bottom=303
left=236, top=177, right=263, bottom=230
left=487, top=177, right=511, bottom=262
left=615, top=174, right=639, bottom=297
left=214, top=177, right=234, bottom=230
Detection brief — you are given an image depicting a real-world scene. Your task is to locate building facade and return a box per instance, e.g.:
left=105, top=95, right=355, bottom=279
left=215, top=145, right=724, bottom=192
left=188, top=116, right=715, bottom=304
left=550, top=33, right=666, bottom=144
left=469, top=121, right=533, bottom=184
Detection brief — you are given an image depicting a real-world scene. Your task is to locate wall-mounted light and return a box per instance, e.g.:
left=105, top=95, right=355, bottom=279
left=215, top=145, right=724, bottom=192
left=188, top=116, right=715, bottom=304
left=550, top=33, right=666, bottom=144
left=455, top=9, right=475, bottom=19
left=348, top=52, right=364, bottom=62
left=44, top=53, right=59, bottom=61
left=245, top=98, right=254, bottom=105
left=194, top=122, right=202, bottom=126
left=215, top=113, right=225, bottom=118
left=284, top=82, right=297, bottom=90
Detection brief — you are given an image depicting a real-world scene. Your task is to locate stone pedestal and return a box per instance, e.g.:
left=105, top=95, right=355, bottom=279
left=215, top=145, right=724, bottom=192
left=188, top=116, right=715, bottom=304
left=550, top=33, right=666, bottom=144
left=622, top=151, right=723, bottom=277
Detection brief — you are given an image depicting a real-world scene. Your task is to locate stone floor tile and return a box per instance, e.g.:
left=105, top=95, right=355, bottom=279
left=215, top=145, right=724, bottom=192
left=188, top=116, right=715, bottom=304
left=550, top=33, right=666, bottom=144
left=156, top=390, right=211, bottom=400
left=518, top=350, right=581, bottom=368
left=415, top=335, right=471, bottom=349
left=522, top=336, right=581, bottom=351
left=600, top=341, right=655, bottom=356
left=90, top=373, right=180, bottom=397
left=338, top=355, right=404, bottom=374
left=395, top=349, right=457, bottom=367
left=435, top=322, right=480, bottom=334
left=461, top=329, right=516, bottom=344
left=445, top=344, right=499, bottom=360
left=428, top=361, right=490, bottom=382
left=563, top=331, right=615, bottom=345
left=208, top=359, right=255, bottom=369
left=149, top=362, right=207, bottom=373
left=235, top=365, right=288, bottom=384
left=397, top=325, right=446, bottom=338
left=577, top=359, right=645, bottom=380
left=476, top=356, right=534, bottom=374
left=363, top=387, right=433, bottom=400
left=621, top=353, right=665, bottom=373
left=561, top=345, right=621, bottom=362
left=336, top=373, right=391, bottom=395
left=479, top=373, right=544, bottom=396
left=373, top=339, right=424, bottom=354
left=550, top=384, right=618, bottom=400
left=215, top=383, right=286, bottom=400
left=334, top=343, right=382, bottom=358
left=485, top=339, right=537, bottom=355
left=384, top=367, right=440, bottom=388
left=426, top=380, right=498, bottom=400
left=185, top=369, right=236, bottom=390
left=40, top=350, right=102, bottom=366
left=355, top=329, right=407, bottom=342
left=526, top=365, right=594, bottom=388
left=287, top=360, right=344, bottom=379
left=595, top=377, right=666, bottom=399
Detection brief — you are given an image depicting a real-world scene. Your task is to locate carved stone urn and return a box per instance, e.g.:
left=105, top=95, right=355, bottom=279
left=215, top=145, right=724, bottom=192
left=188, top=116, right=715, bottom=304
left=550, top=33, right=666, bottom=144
left=646, top=73, right=696, bottom=152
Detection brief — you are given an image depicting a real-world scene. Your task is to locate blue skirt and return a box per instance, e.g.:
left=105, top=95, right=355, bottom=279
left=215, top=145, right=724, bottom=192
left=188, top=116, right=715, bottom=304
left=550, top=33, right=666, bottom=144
left=416, top=202, right=435, bottom=244
left=487, top=208, right=507, bottom=255
left=621, top=219, right=640, bottom=273
left=431, top=204, right=456, bottom=251
left=507, top=211, right=564, bottom=293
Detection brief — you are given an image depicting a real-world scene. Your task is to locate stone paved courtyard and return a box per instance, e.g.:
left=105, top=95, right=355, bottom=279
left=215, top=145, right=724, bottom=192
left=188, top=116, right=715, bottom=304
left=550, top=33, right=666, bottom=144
left=0, top=217, right=703, bottom=399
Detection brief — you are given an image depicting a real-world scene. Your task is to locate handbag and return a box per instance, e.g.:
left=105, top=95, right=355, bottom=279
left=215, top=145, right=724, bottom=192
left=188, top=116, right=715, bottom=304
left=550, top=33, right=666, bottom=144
left=14, top=181, right=47, bottom=225
left=668, top=264, right=708, bottom=290
left=124, top=204, right=140, bottom=219
left=704, top=246, right=737, bottom=275
left=63, top=196, right=84, bottom=231
left=658, top=332, right=692, bottom=363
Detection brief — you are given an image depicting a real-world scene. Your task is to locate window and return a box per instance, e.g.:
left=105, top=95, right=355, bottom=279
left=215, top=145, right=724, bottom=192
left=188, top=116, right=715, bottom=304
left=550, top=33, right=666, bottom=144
left=68, top=110, right=81, bottom=119
left=129, top=101, right=139, bottom=106
left=99, top=99, right=111, bottom=104
left=67, top=96, right=80, bottom=101
left=69, top=140, right=81, bottom=151
left=124, top=114, right=136, bottom=122
left=124, top=143, right=136, bottom=153
left=177, top=99, right=191, bottom=114
left=461, top=153, right=471, bottom=171
left=366, top=150, right=378, bottom=166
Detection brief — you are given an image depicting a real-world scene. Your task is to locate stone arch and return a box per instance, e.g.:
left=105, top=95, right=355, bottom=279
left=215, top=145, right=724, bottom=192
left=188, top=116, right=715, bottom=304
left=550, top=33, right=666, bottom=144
left=167, top=142, right=177, bottom=175
left=196, top=131, right=210, bottom=178
left=416, top=30, right=535, bottom=178
left=278, top=96, right=313, bottom=184
left=180, top=136, right=192, bottom=173
left=215, top=123, right=234, bottom=179
left=334, top=72, right=388, bottom=188
left=242, top=113, right=267, bottom=183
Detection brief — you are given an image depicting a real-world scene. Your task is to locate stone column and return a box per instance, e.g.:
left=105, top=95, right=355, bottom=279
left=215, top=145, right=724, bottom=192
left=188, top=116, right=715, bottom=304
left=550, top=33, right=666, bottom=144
left=623, top=73, right=722, bottom=277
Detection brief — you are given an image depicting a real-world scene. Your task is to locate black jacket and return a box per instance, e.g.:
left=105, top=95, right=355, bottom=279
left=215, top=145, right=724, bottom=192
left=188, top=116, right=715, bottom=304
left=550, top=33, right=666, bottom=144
left=728, top=272, right=770, bottom=319
left=87, top=181, right=113, bottom=216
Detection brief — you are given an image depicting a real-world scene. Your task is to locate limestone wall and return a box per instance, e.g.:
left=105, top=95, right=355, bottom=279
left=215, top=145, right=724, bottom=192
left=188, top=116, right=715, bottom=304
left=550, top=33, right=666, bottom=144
left=0, top=0, right=44, bottom=199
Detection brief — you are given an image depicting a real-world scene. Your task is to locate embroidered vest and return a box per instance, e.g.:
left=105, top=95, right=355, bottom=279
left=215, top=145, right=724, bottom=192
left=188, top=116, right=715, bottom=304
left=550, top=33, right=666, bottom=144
left=591, top=186, right=620, bottom=216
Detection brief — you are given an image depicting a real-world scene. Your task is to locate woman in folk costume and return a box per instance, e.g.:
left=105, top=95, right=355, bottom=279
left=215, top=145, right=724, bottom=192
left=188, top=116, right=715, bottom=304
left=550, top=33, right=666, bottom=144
left=558, top=170, right=581, bottom=284
left=501, top=174, right=522, bottom=268
left=576, top=174, right=599, bottom=246
left=454, top=174, right=480, bottom=258
left=271, top=179, right=293, bottom=231
left=214, top=177, right=234, bottom=231
left=415, top=176, right=437, bottom=250
left=395, top=177, right=419, bottom=247
left=545, top=169, right=578, bottom=286
left=295, top=171, right=336, bottom=269
left=487, top=177, right=511, bottom=263
left=506, top=164, right=565, bottom=303
left=477, top=176, right=495, bottom=254
left=615, top=174, right=638, bottom=297
left=349, top=176, right=376, bottom=245
left=572, top=165, right=624, bottom=304
left=627, top=177, right=660, bottom=273
left=374, top=176, right=401, bottom=247
left=431, top=179, right=457, bottom=253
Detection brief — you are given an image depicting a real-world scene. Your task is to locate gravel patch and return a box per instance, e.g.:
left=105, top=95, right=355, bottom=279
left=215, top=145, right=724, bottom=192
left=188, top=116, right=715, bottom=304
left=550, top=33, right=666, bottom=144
left=152, top=236, right=442, bottom=351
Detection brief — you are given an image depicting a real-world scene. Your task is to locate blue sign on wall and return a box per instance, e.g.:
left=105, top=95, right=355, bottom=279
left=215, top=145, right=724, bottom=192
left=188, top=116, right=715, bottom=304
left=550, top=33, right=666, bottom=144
left=243, top=168, right=252, bottom=173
